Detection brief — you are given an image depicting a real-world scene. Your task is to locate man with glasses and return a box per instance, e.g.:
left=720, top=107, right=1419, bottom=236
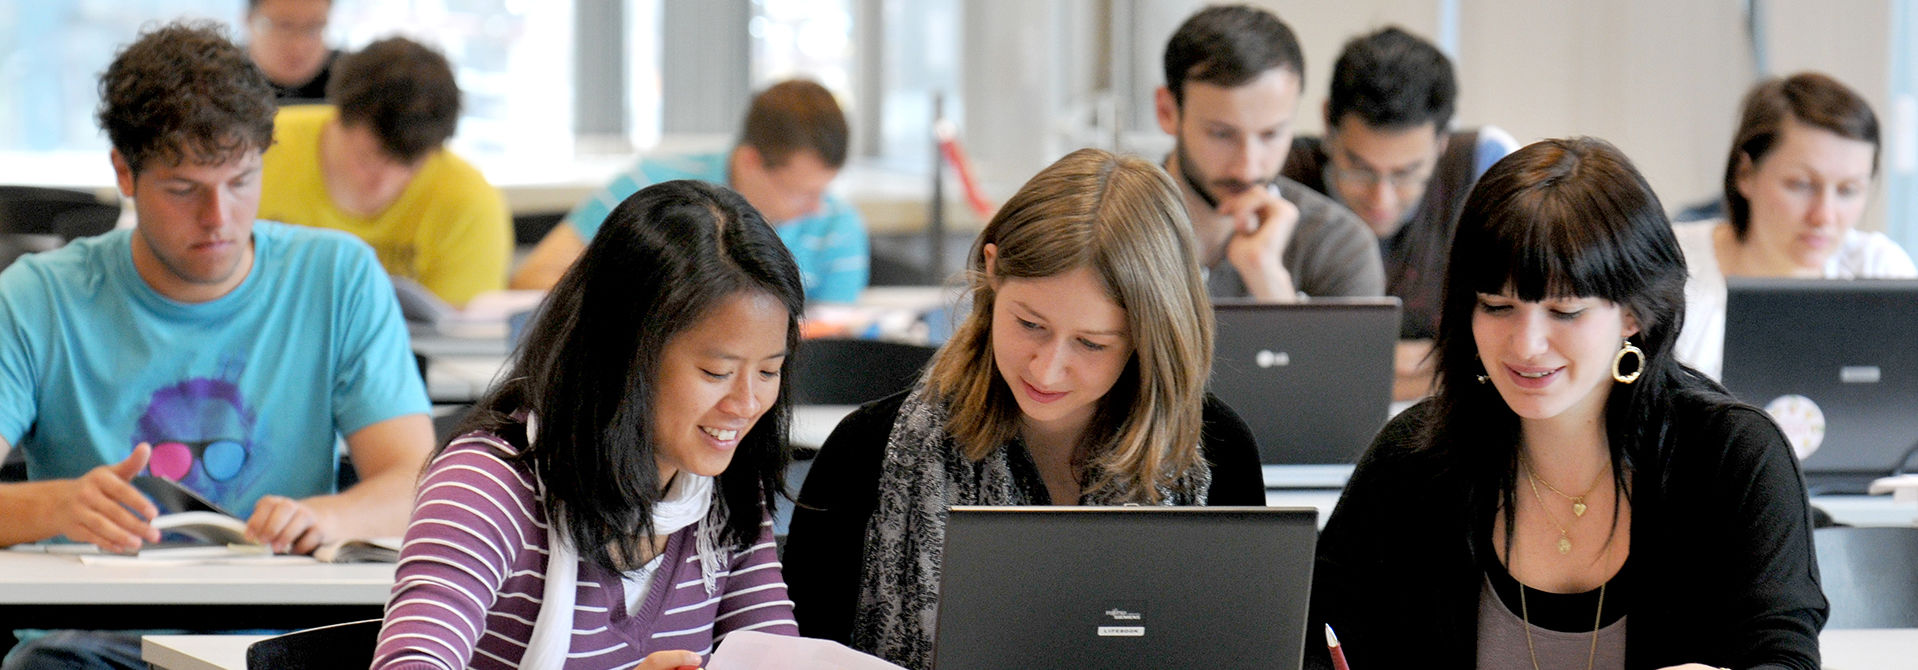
left=1281, top=27, right=1515, bottom=399
left=244, top=0, right=336, bottom=102
left=1155, top=5, right=1384, bottom=302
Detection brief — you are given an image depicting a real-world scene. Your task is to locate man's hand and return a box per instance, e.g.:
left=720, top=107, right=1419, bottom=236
left=247, top=494, right=335, bottom=555
left=47, top=443, right=159, bottom=553
left=1216, top=185, right=1300, bottom=301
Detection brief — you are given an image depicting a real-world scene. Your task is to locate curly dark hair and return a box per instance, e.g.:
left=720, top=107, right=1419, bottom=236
left=97, top=20, right=277, bottom=175
left=328, top=36, right=461, bottom=163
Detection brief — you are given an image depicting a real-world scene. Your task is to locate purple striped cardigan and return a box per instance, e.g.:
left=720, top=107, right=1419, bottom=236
left=371, top=433, right=798, bottom=669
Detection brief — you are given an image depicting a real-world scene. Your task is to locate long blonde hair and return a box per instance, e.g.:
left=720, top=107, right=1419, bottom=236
left=925, top=148, right=1214, bottom=502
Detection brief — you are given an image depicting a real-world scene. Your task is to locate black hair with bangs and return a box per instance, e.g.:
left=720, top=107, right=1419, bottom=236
left=1428, top=137, right=1716, bottom=557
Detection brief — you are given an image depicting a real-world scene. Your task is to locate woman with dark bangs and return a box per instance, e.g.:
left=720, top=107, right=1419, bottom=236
left=1306, top=138, right=1823, bottom=670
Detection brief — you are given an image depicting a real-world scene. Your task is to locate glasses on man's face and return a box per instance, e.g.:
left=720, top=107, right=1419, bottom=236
left=1327, top=160, right=1436, bottom=192
left=252, top=16, right=327, bottom=40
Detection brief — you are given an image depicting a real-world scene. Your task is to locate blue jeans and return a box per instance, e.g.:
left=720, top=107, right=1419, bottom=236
left=2, top=631, right=144, bottom=670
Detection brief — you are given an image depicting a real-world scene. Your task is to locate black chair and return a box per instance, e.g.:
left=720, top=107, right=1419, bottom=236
left=788, top=337, right=937, bottom=406
left=0, top=186, right=118, bottom=238
left=0, top=186, right=120, bottom=271
left=1813, top=526, right=1918, bottom=628
left=246, top=618, right=382, bottom=670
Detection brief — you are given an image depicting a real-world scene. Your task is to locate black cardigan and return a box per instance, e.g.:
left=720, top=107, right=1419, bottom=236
left=1306, top=393, right=1826, bottom=669
left=782, top=390, right=1267, bottom=643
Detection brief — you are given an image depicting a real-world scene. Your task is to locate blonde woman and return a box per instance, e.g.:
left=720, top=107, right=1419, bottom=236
left=782, top=148, right=1265, bottom=669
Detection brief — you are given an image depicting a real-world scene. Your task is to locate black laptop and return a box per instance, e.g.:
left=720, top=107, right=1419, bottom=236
left=1211, top=299, right=1400, bottom=465
left=931, top=506, right=1318, bottom=670
left=1722, top=278, right=1918, bottom=493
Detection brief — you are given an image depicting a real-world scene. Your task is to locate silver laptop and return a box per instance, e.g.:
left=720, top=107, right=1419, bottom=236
left=1722, top=278, right=1918, bottom=494
left=1211, top=298, right=1400, bottom=465
left=932, top=506, right=1318, bottom=670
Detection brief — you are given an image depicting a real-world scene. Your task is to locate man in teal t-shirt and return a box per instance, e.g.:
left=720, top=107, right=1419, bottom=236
left=512, top=79, right=869, bottom=303
left=0, top=21, right=434, bottom=669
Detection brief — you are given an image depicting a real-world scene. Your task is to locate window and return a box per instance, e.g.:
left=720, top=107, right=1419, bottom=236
left=0, top=0, right=575, bottom=168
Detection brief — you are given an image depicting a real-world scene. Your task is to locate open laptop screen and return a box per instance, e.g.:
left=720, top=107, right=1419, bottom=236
left=1723, top=278, right=1918, bottom=493
left=932, top=506, right=1317, bottom=670
left=1211, top=299, right=1399, bottom=465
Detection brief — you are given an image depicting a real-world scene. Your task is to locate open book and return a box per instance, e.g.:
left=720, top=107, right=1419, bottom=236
left=128, top=476, right=267, bottom=557
left=125, top=477, right=402, bottom=562
left=312, top=537, right=402, bottom=563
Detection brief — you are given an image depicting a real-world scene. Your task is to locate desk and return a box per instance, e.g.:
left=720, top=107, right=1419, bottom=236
left=0, top=550, right=392, bottom=630
left=1820, top=628, right=1918, bottom=669
left=793, top=404, right=858, bottom=450
left=141, top=634, right=265, bottom=670
left=424, top=354, right=512, bottom=404
left=136, top=628, right=1918, bottom=670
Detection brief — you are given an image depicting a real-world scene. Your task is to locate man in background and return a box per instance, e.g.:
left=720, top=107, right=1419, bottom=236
left=1154, top=4, right=1384, bottom=301
left=0, top=21, right=432, bottom=668
left=259, top=36, right=511, bottom=308
left=511, top=79, right=869, bottom=304
left=1281, top=26, right=1517, bottom=399
left=244, top=0, right=337, bottom=103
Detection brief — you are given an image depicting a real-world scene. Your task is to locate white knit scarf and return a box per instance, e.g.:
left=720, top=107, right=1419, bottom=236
left=520, top=414, right=726, bottom=668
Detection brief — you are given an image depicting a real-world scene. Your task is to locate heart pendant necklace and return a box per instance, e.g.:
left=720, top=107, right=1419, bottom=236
left=1522, top=457, right=1606, bottom=519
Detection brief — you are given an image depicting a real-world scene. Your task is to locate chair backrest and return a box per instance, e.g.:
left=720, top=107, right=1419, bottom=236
left=789, top=337, right=936, bottom=406
left=0, top=186, right=118, bottom=238
left=245, top=618, right=382, bottom=670
left=0, top=186, right=120, bottom=273
left=1814, top=526, right=1918, bottom=628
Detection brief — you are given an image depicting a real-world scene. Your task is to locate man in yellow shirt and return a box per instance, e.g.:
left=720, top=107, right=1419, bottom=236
left=260, top=36, right=509, bottom=308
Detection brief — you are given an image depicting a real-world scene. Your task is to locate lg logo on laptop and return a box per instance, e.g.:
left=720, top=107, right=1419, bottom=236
left=1255, top=349, right=1290, bottom=368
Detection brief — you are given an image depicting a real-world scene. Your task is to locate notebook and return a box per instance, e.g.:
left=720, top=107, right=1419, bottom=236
left=1210, top=298, right=1400, bottom=465
left=1722, top=278, right=1918, bottom=493
left=931, top=506, right=1318, bottom=670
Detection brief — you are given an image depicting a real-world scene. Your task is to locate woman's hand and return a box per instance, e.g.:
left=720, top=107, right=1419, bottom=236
left=636, top=649, right=703, bottom=670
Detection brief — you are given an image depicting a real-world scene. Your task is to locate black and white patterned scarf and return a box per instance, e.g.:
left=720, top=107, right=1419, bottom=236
left=851, top=385, right=1212, bottom=669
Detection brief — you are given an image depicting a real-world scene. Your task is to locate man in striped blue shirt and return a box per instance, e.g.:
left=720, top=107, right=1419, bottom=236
left=512, top=79, right=869, bottom=303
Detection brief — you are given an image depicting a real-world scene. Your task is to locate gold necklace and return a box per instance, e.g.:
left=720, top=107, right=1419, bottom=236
left=1525, top=472, right=1575, bottom=555
left=1518, top=578, right=1605, bottom=670
left=1521, top=457, right=1605, bottom=518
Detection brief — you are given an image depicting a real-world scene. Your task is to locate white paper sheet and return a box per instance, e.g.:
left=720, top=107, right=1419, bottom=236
left=706, top=631, right=907, bottom=670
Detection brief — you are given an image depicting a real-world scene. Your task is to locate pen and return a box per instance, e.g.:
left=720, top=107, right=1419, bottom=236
left=1325, top=623, right=1351, bottom=670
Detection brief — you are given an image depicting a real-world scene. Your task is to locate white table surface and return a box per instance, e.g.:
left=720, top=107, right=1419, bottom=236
left=0, top=549, right=394, bottom=605
left=137, top=628, right=1918, bottom=670
left=141, top=634, right=267, bottom=670
left=792, top=404, right=858, bottom=450
left=1818, top=628, right=1918, bottom=669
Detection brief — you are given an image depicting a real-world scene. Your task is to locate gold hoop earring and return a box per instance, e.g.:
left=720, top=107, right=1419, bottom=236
left=1612, top=338, right=1644, bottom=384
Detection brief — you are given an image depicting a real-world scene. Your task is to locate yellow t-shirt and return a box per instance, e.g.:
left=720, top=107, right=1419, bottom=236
left=260, top=105, right=510, bottom=307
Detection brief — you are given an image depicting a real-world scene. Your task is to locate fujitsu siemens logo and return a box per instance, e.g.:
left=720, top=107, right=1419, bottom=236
left=1104, top=608, right=1142, bottom=621
left=1255, top=349, right=1290, bottom=368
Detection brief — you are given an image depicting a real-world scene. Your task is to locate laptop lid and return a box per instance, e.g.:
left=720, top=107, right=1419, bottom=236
left=1211, top=299, right=1400, bottom=464
left=1722, top=278, right=1918, bottom=490
left=931, top=506, right=1318, bottom=670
